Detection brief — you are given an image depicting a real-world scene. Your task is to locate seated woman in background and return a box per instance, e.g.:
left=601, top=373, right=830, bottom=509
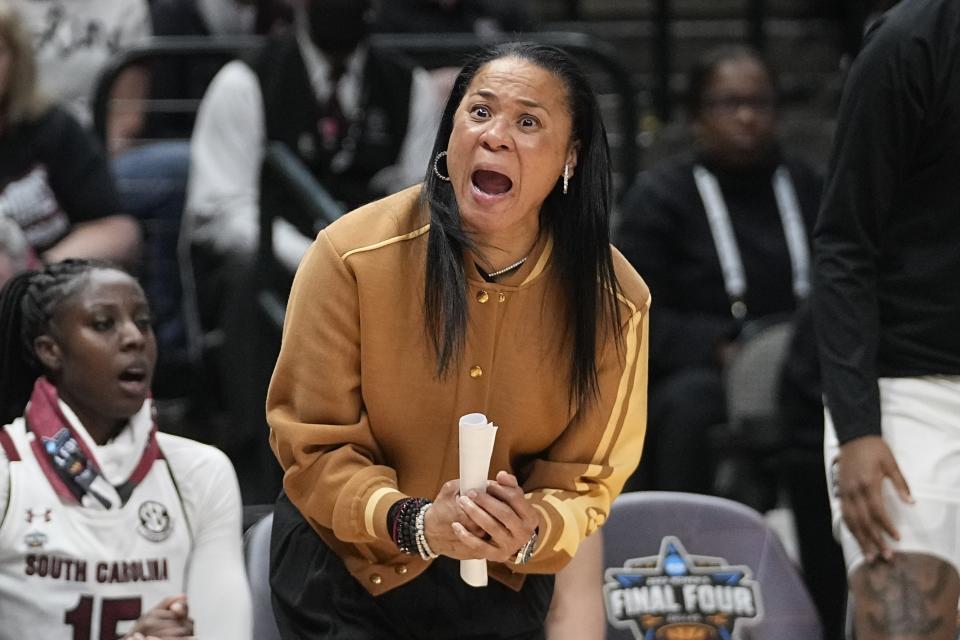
left=0, top=3, right=140, bottom=269
left=0, top=259, right=251, bottom=639
left=614, top=45, right=821, bottom=497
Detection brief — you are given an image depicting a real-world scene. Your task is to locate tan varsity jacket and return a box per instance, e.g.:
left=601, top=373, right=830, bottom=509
left=267, top=184, right=651, bottom=595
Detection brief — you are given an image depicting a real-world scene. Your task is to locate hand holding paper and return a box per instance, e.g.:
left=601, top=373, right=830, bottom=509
left=459, top=412, right=498, bottom=587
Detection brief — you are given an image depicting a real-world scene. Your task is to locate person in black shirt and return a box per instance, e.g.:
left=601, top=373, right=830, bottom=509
left=0, top=4, right=140, bottom=270
left=814, top=1, right=960, bottom=637
left=615, top=46, right=821, bottom=496
left=616, top=47, right=847, bottom=634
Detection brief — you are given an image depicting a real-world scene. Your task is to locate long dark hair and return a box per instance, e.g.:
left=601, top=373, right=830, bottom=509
left=0, top=259, right=111, bottom=425
left=421, top=41, right=622, bottom=412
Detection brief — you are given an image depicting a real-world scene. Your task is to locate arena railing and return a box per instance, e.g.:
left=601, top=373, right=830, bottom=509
left=91, top=35, right=266, bottom=145
left=92, top=31, right=639, bottom=200
left=256, top=141, right=345, bottom=331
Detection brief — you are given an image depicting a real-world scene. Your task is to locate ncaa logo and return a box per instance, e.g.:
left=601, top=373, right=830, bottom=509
left=137, top=501, right=173, bottom=542
left=604, top=536, right=762, bottom=640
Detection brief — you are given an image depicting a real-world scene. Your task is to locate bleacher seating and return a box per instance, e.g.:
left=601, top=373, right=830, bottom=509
left=534, top=0, right=843, bottom=171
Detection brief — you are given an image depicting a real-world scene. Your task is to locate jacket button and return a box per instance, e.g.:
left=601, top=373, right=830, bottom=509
left=369, top=574, right=382, bottom=585
left=469, top=365, right=483, bottom=378
left=498, top=292, right=507, bottom=303
left=395, top=565, right=408, bottom=575
left=477, top=290, right=489, bottom=303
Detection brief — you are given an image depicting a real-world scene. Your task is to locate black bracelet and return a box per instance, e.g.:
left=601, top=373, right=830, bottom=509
left=394, top=500, right=416, bottom=553
left=402, top=499, right=429, bottom=555
left=388, top=497, right=431, bottom=555
left=387, top=500, right=405, bottom=541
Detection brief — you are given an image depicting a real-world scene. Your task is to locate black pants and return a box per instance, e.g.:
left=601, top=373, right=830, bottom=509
left=270, top=493, right=554, bottom=640
left=629, top=367, right=725, bottom=494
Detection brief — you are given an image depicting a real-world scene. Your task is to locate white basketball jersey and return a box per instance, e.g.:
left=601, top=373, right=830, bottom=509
left=0, top=419, right=193, bottom=640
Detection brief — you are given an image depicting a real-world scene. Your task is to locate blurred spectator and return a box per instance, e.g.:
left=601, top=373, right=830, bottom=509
left=114, top=1, right=292, bottom=370
left=182, top=0, right=443, bottom=502
left=372, top=0, right=535, bottom=36
left=0, top=2, right=140, bottom=269
left=186, top=0, right=441, bottom=272
left=17, top=1, right=181, bottom=360
left=615, top=45, right=846, bottom=634
left=0, top=217, right=30, bottom=288
left=614, top=45, right=821, bottom=496
left=18, top=0, right=152, bottom=154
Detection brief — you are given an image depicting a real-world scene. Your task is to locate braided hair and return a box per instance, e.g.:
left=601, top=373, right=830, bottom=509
left=0, top=259, right=111, bottom=425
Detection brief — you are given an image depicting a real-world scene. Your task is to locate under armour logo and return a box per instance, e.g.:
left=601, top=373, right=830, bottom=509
left=25, top=509, right=53, bottom=524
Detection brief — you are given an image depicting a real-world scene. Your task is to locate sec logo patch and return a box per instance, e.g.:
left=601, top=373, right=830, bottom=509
left=137, top=501, right=172, bottom=542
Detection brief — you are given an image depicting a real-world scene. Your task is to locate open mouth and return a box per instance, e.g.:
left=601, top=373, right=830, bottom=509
left=472, top=170, right=513, bottom=196
left=118, top=366, right=149, bottom=393
left=119, top=368, right=146, bottom=383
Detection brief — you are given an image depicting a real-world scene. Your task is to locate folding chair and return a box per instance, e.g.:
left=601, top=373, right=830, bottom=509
left=602, top=491, right=823, bottom=639
left=711, top=318, right=795, bottom=512
left=243, top=512, right=281, bottom=640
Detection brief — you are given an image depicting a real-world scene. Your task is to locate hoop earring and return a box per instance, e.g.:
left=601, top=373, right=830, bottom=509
left=433, top=151, right=451, bottom=182
left=562, top=163, right=569, bottom=195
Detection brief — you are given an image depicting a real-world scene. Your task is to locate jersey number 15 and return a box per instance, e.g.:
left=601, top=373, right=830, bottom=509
left=65, top=595, right=141, bottom=640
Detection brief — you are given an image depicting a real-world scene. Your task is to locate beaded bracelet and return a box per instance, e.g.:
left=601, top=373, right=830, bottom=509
left=400, top=500, right=422, bottom=555
left=388, top=499, right=413, bottom=553
left=388, top=497, right=431, bottom=556
left=414, top=502, right=438, bottom=561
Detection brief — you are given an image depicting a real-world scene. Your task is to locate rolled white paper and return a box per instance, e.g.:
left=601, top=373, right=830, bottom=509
left=459, top=412, right=498, bottom=587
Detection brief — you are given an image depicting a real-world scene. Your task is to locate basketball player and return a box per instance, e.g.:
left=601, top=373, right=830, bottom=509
left=815, top=1, right=960, bottom=638
left=0, top=260, right=251, bottom=639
